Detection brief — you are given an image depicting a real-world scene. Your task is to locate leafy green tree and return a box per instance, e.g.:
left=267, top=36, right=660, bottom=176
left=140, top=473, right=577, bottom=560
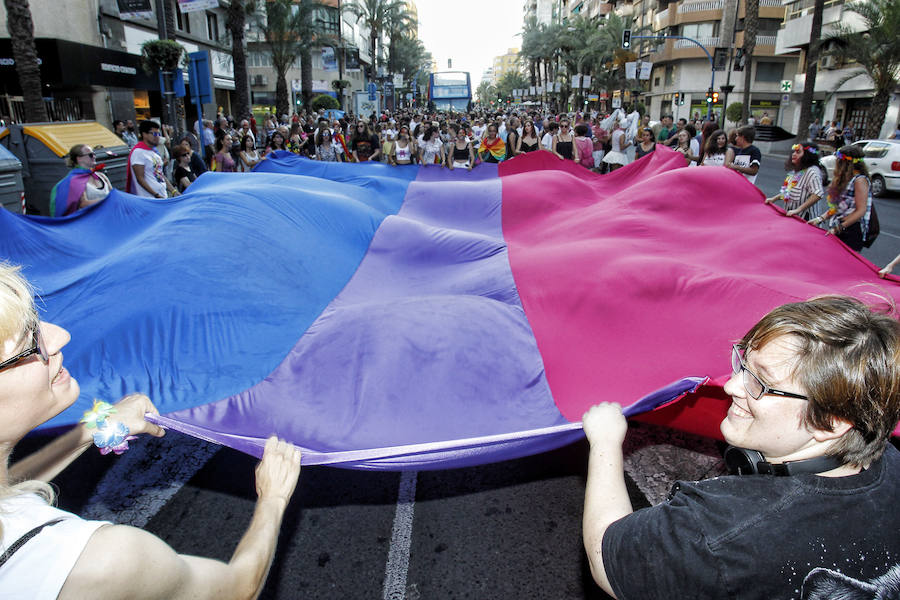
left=824, top=0, right=900, bottom=138
left=343, top=0, right=405, bottom=82
left=226, top=0, right=258, bottom=121
left=794, top=0, right=825, bottom=142
left=476, top=80, right=497, bottom=105
left=255, top=0, right=318, bottom=118
left=495, top=71, right=529, bottom=103
left=311, top=93, right=340, bottom=111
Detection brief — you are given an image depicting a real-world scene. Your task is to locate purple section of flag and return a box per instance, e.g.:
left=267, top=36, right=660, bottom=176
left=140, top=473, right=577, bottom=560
left=153, top=163, right=581, bottom=469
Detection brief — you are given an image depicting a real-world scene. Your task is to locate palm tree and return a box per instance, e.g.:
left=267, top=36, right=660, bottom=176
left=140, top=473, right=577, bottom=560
left=476, top=80, right=496, bottom=105
left=385, top=4, right=415, bottom=75
left=519, top=16, right=542, bottom=87
left=740, top=0, right=759, bottom=125
left=226, top=0, right=257, bottom=121
left=343, top=0, right=405, bottom=83
left=4, top=0, right=47, bottom=122
left=794, top=0, right=825, bottom=142
left=256, top=0, right=317, bottom=118
left=823, top=0, right=900, bottom=139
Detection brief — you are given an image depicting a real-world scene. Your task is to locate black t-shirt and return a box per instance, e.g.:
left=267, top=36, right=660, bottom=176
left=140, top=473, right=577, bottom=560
left=602, top=444, right=900, bottom=599
left=352, top=135, right=380, bottom=161
left=173, top=165, right=196, bottom=192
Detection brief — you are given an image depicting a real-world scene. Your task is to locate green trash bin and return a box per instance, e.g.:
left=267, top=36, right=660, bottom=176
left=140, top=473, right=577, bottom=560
left=0, top=121, right=130, bottom=215
left=0, top=141, right=24, bottom=214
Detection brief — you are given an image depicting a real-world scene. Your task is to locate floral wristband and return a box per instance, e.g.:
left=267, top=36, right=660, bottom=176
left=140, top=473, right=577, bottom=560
left=80, top=400, right=137, bottom=455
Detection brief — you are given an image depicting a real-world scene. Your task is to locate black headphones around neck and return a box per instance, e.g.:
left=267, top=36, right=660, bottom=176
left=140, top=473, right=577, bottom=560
left=724, top=445, right=844, bottom=476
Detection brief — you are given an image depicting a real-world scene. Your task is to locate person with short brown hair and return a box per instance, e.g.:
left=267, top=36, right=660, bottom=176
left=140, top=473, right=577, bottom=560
left=583, top=296, right=900, bottom=599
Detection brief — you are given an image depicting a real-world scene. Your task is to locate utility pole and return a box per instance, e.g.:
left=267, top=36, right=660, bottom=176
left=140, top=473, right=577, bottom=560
left=337, top=0, right=345, bottom=111
left=155, top=0, right=178, bottom=134
left=632, top=34, right=717, bottom=120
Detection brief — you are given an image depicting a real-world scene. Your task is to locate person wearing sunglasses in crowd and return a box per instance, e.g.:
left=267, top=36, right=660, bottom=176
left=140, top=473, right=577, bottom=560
left=50, top=145, right=113, bottom=216
left=126, top=120, right=178, bottom=199
left=0, top=263, right=303, bottom=600
left=552, top=119, right=579, bottom=163
left=807, top=144, right=872, bottom=250
left=582, top=295, right=900, bottom=599
left=765, top=142, right=828, bottom=223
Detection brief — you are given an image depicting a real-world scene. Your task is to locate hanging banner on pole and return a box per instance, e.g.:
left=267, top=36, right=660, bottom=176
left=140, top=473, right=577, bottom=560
left=571, top=74, right=581, bottom=89
left=178, top=0, right=218, bottom=13
left=625, top=62, right=637, bottom=80
left=321, top=47, right=338, bottom=72
left=117, top=0, right=152, bottom=19
left=639, top=61, right=653, bottom=80
left=345, top=50, right=360, bottom=72
left=582, top=75, right=591, bottom=88
left=554, top=82, right=561, bottom=92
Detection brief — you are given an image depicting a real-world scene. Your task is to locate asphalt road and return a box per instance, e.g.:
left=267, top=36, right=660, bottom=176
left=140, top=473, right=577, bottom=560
left=18, top=153, right=900, bottom=600
left=756, top=153, right=900, bottom=269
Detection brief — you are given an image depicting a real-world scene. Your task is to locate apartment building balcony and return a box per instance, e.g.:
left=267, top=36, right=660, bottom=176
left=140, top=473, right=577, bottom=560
left=775, top=0, right=864, bottom=54
left=677, top=0, right=723, bottom=13
left=652, top=7, right=670, bottom=30
left=672, top=1, right=724, bottom=25
left=649, top=37, right=725, bottom=61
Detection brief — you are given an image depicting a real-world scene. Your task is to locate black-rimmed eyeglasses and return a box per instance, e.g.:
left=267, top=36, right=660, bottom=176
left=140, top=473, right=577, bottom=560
left=0, top=325, right=49, bottom=373
left=731, top=345, right=808, bottom=401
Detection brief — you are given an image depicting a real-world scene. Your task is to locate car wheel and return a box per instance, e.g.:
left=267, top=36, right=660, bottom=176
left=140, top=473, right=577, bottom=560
left=871, top=175, right=886, bottom=197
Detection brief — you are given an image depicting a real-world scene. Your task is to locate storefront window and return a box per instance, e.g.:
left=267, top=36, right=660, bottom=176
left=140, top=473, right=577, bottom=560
left=755, top=61, right=785, bottom=82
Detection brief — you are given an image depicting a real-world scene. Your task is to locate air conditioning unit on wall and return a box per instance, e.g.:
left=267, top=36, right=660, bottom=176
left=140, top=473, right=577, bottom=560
left=820, top=55, right=837, bottom=70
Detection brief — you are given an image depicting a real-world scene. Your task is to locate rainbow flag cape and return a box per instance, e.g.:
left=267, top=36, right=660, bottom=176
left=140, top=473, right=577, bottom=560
left=478, top=136, right=506, bottom=162
left=48, top=167, right=93, bottom=217
left=4, top=149, right=898, bottom=469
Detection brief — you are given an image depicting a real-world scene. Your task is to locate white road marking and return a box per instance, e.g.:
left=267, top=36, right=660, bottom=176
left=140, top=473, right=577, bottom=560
left=383, top=471, right=418, bottom=600
left=82, top=431, right=219, bottom=527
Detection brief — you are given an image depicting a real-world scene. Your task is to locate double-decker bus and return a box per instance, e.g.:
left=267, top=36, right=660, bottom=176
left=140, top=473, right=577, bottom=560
left=428, top=71, right=472, bottom=112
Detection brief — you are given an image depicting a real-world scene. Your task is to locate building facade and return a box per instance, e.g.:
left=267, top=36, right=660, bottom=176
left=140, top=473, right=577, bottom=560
left=491, top=48, right=523, bottom=85
left=245, top=0, right=370, bottom=115
left=775, top=0, right=898, bottom=138
left=524, top=0, right=562, bottom=25
left=0, top=0, right=233, bottom=128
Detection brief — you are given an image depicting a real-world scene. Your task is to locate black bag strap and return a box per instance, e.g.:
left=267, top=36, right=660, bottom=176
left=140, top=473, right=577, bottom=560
left=0, top=518, right=65, bottom=568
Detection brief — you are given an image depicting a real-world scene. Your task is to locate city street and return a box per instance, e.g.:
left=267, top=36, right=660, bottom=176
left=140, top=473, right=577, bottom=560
left=757, top=153, right=900, bottom=269
left=15, top=150, right=899, bottom=600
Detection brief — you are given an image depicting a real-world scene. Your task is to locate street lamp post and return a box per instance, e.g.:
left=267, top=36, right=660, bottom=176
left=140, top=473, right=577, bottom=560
left=632, top=34, right=717, bottom=120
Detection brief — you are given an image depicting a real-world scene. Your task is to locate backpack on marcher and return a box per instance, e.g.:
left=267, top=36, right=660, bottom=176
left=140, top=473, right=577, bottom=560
left=863, top=203, right=880, bottom=248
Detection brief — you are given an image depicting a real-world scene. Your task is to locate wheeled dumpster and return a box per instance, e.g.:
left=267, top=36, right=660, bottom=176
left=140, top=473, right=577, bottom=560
left=0, top=141, right=24, bottom=214
left=0, top=121, right=129, bottom=215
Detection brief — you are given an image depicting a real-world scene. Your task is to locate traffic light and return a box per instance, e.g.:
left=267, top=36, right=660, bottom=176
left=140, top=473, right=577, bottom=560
left=705, top=87, right=714, bottom=104
left=712, top=91, right=720, bottom=104
left=622, top=29, right=632, bottom=49
left=673, top=91, right=680, bottom=104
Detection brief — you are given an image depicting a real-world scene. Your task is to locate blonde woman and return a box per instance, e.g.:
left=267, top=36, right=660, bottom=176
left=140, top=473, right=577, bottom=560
left=0, top=263, right=303, bottom=600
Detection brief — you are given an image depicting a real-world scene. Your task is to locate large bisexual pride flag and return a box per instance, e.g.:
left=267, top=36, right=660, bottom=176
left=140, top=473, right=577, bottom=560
left=2, top=148, right=897, bottom=469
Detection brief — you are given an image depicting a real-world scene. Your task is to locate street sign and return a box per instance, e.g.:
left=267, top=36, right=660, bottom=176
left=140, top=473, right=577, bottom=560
left=368, top=81, right=377, bottom=101
left=780, top=80, right=792, bottom=92
left=781, top=93, right=790, bottom=104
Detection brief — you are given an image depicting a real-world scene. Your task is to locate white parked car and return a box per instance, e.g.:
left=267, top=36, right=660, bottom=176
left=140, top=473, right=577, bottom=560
left=820, top=139, right=900, bottom=197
